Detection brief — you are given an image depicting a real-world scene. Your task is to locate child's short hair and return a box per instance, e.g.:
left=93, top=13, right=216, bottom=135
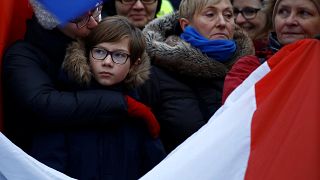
left=179, top=0, right=223, bottom=20
left=85, top=15, right=146, bottom=64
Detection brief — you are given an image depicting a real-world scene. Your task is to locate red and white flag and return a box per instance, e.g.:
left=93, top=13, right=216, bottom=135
left=140, top=39, right=320, bottom=180
left=0, top=132, right=75, bottom=180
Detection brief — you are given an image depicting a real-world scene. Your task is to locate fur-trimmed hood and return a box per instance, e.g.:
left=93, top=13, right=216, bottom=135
left=62, top=40, right=151, bottom=89
left=143, top=12, right=254, bottom=79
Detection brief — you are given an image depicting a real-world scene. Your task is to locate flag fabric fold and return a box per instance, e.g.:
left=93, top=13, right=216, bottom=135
left=0, top=133, right=75, bottom=180
left=140, top=39, right=320, bottom=180
left=1, top=39, right=319, bottom=179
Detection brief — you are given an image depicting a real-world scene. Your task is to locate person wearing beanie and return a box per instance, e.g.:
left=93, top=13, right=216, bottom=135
left=222, top=0, right=320, bottom=102
left=28, top=0, right=60, bottom=29
left=2, top=1, right=165, bottom=179
left=102, top=0, right=162, bottom=29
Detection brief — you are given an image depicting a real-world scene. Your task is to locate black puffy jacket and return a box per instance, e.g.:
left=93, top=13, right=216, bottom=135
left=139, top=13, right=254, bottom=152
left=3, top=16, right=127, bottom=149
left=2, top=17, right=166, bottom=179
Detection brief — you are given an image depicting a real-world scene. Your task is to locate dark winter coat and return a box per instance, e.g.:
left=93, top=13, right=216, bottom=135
left=138, top=13, right=254, bottom=152
left=59, top=39, right=166, bottom=180
left=2, top=17, right=165, bottom=179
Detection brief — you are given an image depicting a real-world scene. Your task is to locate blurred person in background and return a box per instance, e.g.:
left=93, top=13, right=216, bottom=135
left=102, top=0, right=163, bottom=29
left=232, top=0, right=274, bottom=59
left=222, top=0, right=320, bottom=103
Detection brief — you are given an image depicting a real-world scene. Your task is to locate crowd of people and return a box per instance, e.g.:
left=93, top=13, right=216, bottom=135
left=1, top=0, right=319, bottom=179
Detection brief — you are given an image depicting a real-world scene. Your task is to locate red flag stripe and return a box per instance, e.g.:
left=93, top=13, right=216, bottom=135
left=245, top=39, right=320, bottom=180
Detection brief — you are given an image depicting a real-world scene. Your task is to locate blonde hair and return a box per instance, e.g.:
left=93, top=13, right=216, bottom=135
left=179, top=0, right=223, bottom=20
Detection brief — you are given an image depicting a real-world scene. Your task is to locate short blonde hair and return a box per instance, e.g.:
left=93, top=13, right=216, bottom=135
left=179, top=0, right=223, bottom=20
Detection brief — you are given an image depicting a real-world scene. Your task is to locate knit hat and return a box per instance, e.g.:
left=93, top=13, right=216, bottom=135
left=272, top=0, right=320, bottom=23
left=28, top=0, right=60, bottom=29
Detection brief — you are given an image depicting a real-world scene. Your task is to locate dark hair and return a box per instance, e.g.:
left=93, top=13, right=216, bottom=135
left=102, top=0, right=162, bottom=17
left=84, top=15, right=146, bottom=64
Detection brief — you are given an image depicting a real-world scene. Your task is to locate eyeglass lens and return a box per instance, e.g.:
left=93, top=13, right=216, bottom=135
left=234, top=7, right=260, bottom=19
left=71, top=4, right=103, bottom=28
left=91, top=48, right=130, bottom=64
left=120, top=0, right=156, bottom=5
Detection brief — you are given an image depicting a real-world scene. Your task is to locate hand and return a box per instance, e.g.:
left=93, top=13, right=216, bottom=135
left=126, top=96, right=160, bottom=138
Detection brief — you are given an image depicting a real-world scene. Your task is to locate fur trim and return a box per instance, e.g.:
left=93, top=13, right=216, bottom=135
left=62, top=40, right=92, bottom=86
left=143, top=12, right=254, bottom=79
left=62, top=40, right=151, bottom=89
left=124, top=51, right=150, bottom=89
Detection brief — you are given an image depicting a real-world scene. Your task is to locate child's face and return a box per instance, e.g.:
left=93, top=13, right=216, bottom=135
left=89, top=38, right=131, bottom=86
left=187, top=0, right=235, bottom=40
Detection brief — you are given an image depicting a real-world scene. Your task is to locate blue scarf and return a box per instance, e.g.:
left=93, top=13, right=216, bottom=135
left=180, top=26, right=236, bottom=62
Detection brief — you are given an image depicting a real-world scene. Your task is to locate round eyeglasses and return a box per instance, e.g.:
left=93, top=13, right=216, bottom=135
left=71, top=3, right=103, bottom=29
left=233, top=7, right=261, bottom=20
left=118, top=0, right=157, bottom=5
left=91, top=47, right=131, bottom=65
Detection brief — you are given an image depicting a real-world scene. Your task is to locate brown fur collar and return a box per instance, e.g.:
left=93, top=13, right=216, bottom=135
left=62, top=40, right=151, bottom=89
left=143, top=12, right=254, bottom=79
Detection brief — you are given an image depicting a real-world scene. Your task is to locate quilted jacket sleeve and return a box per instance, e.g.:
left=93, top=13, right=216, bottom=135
left=2, top=41, right=127, bottom=126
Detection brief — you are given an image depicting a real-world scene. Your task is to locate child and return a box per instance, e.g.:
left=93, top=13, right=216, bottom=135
left=59, top=16, right=166, bottom=179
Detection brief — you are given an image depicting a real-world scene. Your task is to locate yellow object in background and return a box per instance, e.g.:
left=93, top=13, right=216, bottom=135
left=157, top=0, right=174, bottom=17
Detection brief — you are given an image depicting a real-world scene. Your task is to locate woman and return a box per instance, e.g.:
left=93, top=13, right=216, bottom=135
left=222, top=0, right=320, bottom=103
left=138, top=0, right=254, bottom=152
left=102, top=0, right=162, bottom=29
left=232, top=0, right=274, bottom=59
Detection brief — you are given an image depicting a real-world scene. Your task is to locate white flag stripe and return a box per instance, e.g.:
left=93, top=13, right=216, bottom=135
left=0, top=133, right=76, bottom=180
left=223, top=62, right=270, bottom=107
left=140, top=59, right=271, bottom=180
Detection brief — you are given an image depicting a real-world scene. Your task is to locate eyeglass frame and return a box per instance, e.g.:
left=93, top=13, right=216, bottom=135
left=70, top=2, right=103, bottom=29
left=117, top=0, right=157, bottom=5
left=90, top=47, right=131, bottom=65
left=233, top=7, right=261, bottom=20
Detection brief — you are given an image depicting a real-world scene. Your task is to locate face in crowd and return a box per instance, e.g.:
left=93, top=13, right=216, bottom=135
left=233, top=0, right=268, bottom=40
left=60, top=2, right=103, bottom=39
left=274, top=0, right=320, bottom=45
left=180, top=0, right=235, bottom=40
left=89, top=38, right=132, bottom=86
left=115, top=0, right=159, bottom=28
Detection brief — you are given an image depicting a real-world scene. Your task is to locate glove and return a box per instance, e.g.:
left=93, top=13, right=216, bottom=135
left=126, top=95, right=160, bottom=139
